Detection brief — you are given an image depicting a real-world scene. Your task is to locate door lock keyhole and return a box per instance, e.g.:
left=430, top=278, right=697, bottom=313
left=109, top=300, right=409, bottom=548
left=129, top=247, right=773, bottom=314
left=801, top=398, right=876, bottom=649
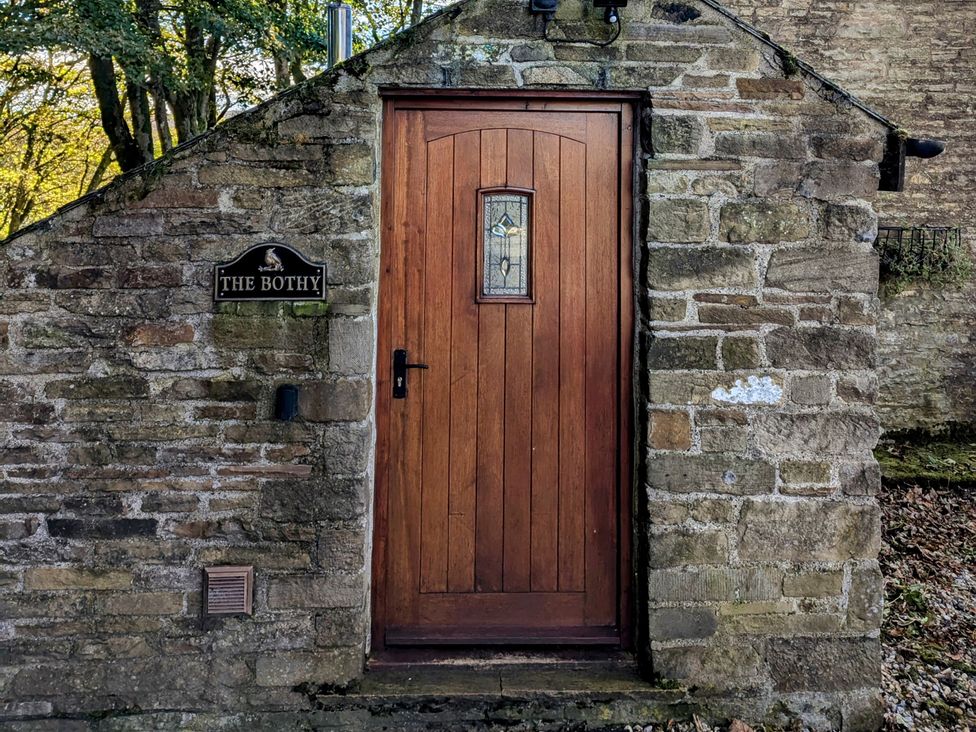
left=392, top=349, right=428, bottom=399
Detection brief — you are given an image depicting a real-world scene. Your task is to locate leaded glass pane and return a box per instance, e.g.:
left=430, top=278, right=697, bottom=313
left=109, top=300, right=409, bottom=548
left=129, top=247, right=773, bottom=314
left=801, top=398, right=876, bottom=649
left=482, top=193, right=530, bottom=298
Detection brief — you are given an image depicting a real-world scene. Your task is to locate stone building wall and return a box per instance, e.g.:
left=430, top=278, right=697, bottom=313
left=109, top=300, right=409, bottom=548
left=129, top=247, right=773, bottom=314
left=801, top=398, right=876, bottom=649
left=722, top=0, right=976, bottom=431
left=0, top=0, right=889, bottom=727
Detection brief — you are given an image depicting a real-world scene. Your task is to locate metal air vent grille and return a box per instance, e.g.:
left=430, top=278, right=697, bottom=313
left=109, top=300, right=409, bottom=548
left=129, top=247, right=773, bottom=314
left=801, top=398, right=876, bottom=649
left=203, top=566, right=253, bottom=616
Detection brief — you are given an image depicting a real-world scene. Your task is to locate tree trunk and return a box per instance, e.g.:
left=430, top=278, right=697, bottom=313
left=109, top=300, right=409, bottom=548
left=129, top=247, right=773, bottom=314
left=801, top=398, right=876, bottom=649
left=290, top=57, right=306, bottom=84
left=273, top=54, right=291, bottom=90
left=410, top=0, right=424, bottom=26
left=7, top=124, right=38, bottom=237
left=85, top=146, right=115, bottom=194
left=152, top=90, right=173, bottom=153
left=126, top=77, right=154, bottom=163
left=169, top=93, right=194, bottom=145
left=207, top=84, right=217, bottom=128
left=87, top=54, right=146, bottom=172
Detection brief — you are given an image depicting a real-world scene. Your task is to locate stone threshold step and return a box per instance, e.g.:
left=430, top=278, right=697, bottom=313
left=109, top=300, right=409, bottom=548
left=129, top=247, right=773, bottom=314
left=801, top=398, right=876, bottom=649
left=350, top=658, right=663, bottom=695
left=309, top=659, right=698, bottom=731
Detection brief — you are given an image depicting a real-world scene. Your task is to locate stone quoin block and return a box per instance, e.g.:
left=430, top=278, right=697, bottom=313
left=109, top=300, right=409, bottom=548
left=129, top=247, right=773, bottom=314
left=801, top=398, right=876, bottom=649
left=260, top=476, right=368, bottom=523
left=713, top=132, right=807, bottom=159
left=810, top=134, right=884, bottom=161
left=649, top=370, right=785, bottom=405
left=647, top=528, right=730, bottom=568
left=648, top=454, right=775, bottom=495
left=327, top=317, right=374, bottom=375
left=651, top=116, right=705, bottom=155
left=767, top=637, right=881, bottom=692
left=779, top=460, right=831, bottom=485
left=647, top=567, right=784, bottom=603
left=823, top=203, right=877, bottom=243
left=646, top=336, right=718, bottom=369
left=840, top=460, right=882, bottom=496
left=649, top=410, right=692, bottom=450
left=648, top=607, right=718, bottom=640
left=783, top=569, right=845, bottom=598
left=720, top=201, right=811, bottom=243
left=765, top=247, right=879, bottom=294
left=299, top=380, right=372, bottom=422
left=799, top=161, right=879, bottom=200
left=646, top=199, right=711, bottom=243
left=255, top=649, right=363, bottom=687
left=738, top=499, right=881, bottom=561
left=648, top=296, right=688, bottom=321
left=847, top=561, right=884, bottom=630
left=646, top=246, right=757, bottom=290
left=753, top=412, right=879, bottom=456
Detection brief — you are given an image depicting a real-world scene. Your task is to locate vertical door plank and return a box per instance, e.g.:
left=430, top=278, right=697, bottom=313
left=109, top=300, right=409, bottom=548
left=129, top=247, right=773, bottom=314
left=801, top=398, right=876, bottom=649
left=530, top=131, right=560, bottom=592
left=388, top=110, right=428, bottom=625
left=583, top=113, right=619, bottom=625
left=475, top=128, right=508, bottom=593
left=557, top=138, right=587, bottom=593
left=502, top=128, right=534, bottom=592
left=448, top=131, right=481, bottom=593
left=419, top=135, right=454, bottom=593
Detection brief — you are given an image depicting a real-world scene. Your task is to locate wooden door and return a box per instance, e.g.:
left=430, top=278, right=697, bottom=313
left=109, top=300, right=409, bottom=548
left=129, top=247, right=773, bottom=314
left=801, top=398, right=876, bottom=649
left=374, top=95, right=634, bottom=647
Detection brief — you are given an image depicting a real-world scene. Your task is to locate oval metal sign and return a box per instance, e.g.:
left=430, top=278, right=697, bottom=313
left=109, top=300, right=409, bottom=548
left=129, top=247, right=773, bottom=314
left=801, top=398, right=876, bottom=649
left=213, top=243, right=327, bottom=302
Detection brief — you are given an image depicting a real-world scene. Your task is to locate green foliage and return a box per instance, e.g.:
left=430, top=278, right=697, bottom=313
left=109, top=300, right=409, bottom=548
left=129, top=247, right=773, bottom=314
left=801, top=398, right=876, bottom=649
left=0, top=53, right=117, bottom=238
left=0, top=0, right=334, bottom=129
left=0, top=0, right=447, bottom=236
left=884, top=580, right=930, bottom=639
left=878, top=227, right=972, bottom=296
left=777, top=49, right=800, bottom=77
left=348, top=0, right=451, bottom=49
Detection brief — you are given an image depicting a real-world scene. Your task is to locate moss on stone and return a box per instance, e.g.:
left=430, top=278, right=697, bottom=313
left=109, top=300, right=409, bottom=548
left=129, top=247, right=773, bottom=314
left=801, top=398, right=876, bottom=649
left=290, top=301, right=331, bottom=317
left=777, top=49, right=800, bottom=77
left=215, top=301, right=288, bottom=316
left=875, top=434, right=976, bottom=483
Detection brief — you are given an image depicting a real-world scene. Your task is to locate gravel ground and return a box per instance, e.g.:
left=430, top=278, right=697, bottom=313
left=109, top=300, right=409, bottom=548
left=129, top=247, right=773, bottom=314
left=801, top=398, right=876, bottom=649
left=880, top=481, right=976, bottom=731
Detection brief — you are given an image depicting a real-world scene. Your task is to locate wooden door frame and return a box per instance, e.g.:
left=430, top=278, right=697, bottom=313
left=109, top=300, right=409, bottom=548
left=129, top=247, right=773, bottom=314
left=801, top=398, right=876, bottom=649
left=371, top=90, right=637, bottom=653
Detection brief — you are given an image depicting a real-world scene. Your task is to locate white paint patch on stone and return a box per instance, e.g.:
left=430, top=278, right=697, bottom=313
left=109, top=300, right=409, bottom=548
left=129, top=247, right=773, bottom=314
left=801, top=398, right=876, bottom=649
left=711, top=375, right=783, bottom=405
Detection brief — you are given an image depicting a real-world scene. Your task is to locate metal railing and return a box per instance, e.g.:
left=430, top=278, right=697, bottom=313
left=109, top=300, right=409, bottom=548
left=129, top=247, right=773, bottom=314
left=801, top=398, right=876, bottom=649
left=874, top=226, right=963, bottom=278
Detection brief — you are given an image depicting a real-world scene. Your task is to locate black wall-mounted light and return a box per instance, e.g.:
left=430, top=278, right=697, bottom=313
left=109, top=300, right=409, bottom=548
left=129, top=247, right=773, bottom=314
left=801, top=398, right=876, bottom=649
left=593, top=0, right=627, bottom=24
left=905, top=137, right=946, bottom=159
left=274, top=384, right=300, bottom=421
left=529, top=0, right=559, bottom=18
left=880, top=133, right=947, bottom=192
left=535, top=0, right=624, bottom=44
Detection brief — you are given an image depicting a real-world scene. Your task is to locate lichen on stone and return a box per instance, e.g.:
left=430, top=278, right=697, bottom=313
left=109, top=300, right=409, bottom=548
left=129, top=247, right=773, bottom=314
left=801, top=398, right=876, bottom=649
left=711, top=375, right=783, bottom=405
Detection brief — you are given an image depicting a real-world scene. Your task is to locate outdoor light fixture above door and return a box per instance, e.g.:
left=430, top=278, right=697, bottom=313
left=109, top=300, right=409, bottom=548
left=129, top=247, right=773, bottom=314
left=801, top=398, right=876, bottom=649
left=529, top=0, right=559, bottom=17
left=530, top=0, right=627, bottom=27
left=593, top=0, right=627, bottom=24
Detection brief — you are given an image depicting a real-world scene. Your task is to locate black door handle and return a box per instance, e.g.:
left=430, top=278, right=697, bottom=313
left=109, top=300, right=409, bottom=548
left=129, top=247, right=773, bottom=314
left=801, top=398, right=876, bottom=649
left=392, top=349, right=428, bottom=399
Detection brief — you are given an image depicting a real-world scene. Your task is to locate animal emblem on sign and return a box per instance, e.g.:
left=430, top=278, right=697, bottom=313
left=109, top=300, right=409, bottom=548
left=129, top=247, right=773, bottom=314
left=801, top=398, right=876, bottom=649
left=259, top=247, right=284, bottom=272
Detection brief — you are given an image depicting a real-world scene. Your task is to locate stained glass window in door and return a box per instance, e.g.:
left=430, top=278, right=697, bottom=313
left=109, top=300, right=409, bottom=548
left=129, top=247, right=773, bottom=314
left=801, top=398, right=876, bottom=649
left=482, top=192, right=530, bottom=298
